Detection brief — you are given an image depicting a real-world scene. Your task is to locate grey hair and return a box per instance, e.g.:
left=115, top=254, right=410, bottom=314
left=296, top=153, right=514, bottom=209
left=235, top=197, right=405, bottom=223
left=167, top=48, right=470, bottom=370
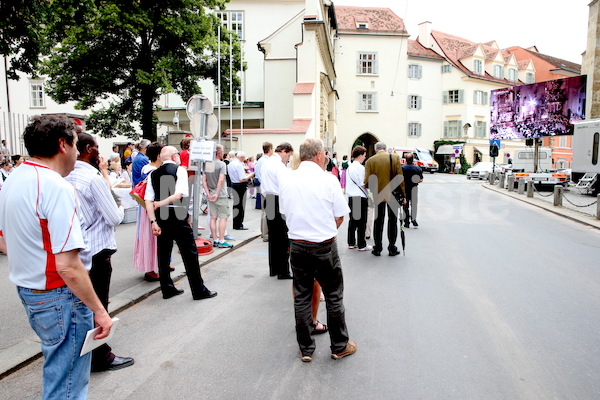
left=299, top=138, right=324, bottom=161
left=374, top=142, right=386, bottom=151
left=138, top=139, right=151, bottom=150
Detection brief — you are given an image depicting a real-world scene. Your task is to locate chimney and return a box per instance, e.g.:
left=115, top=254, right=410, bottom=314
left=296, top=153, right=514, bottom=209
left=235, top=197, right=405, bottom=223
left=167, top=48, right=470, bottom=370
left=418, top=21, right=433, bottom=49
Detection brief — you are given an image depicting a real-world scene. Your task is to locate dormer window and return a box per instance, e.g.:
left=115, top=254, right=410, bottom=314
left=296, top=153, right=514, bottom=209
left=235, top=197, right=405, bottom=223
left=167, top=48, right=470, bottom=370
left=493, top=64, right=504, bottom=79
left=473, top=59, right=483, bottom=75
left=356, top=23, right=368, bottom=29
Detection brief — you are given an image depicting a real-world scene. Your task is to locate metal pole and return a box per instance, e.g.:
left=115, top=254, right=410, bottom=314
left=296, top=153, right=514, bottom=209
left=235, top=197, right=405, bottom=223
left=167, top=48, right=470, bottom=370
left=192, top=111, right=208, bottom=240
left=240, top=45, right=244, bottom=150
left=229, top=32, right=233, bottom=152
left=596, top=194, right=600, bottom=220
left=217, top=25, right=221, bottom=145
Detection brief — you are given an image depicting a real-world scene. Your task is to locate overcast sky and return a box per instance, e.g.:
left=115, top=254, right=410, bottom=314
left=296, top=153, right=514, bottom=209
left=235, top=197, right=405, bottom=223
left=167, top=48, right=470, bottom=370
left=335, top=0, right=590, bottom=64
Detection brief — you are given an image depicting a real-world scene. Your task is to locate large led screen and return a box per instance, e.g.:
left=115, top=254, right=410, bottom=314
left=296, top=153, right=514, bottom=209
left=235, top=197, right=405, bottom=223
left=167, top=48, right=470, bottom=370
left=490, top=75, right=587, bottom=140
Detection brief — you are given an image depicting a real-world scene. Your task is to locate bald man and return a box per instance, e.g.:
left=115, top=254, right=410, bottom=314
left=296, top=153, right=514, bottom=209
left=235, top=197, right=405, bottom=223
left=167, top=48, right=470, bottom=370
left=145, top=146, right=217, bottom=300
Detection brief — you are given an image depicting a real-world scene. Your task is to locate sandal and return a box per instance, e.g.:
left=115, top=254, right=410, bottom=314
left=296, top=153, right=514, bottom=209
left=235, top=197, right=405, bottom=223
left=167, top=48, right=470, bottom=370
left=311, top=320, right=328, bottom=335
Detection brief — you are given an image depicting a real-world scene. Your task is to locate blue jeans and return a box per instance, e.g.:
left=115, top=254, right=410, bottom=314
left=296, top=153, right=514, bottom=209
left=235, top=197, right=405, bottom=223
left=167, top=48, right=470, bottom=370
left=18, top=286, right=94, bottom=400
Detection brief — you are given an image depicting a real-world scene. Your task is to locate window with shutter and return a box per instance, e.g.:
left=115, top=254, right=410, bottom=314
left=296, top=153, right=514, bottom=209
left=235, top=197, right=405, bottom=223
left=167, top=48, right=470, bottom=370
left=358, top=52, right=378, bottom=75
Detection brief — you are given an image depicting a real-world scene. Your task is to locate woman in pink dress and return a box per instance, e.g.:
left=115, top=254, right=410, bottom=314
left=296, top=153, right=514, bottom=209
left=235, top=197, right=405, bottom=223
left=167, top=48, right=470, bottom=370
left=133, top=142, right=163, bottom=281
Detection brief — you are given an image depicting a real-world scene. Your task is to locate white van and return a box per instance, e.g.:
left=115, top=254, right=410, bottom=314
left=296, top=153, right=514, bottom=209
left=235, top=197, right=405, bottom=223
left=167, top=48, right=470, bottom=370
left=392, top=147, right=438, bottom=173
left=511, top=147, right=552, bottom=173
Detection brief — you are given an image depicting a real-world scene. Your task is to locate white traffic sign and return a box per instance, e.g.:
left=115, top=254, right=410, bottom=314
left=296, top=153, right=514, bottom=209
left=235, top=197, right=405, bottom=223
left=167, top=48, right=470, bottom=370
left=190, top=140, right=215, bottom=163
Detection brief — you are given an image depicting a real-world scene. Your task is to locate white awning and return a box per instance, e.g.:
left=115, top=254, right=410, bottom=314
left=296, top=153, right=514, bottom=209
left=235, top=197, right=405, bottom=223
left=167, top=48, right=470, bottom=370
left=437, top=144, right=463, bottom=155
left=474, top=146, right=489, bottom=156
left=436, top=145, right=454, bottom=155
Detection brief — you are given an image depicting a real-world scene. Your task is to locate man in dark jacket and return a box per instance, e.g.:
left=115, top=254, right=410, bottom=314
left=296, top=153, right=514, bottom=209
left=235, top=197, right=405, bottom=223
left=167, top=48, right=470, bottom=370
left=401, top=152, right=423, bottom=228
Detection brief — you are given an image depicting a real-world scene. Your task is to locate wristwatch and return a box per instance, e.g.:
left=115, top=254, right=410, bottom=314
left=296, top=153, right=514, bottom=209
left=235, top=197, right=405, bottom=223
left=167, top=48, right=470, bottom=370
left=150, top=220, right=157, bottom=224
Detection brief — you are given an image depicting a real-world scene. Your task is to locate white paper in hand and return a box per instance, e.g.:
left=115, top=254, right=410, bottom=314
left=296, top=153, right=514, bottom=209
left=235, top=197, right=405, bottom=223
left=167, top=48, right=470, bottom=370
left=80, top=317, right=119, bottom=357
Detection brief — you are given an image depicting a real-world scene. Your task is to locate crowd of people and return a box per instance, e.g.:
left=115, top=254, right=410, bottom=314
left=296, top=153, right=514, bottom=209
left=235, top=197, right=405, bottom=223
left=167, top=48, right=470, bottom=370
left=0, top=115, right=426, bottom=398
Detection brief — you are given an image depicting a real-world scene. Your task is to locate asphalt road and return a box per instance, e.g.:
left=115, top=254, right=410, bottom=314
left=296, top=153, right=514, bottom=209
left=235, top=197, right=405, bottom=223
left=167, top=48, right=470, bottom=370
left=1, top=175, right=600, bottom=399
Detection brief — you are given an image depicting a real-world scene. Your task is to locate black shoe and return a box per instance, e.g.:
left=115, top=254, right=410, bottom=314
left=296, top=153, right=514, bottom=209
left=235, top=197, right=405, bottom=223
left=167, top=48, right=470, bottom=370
left=389, top=249, right=400, bottom=256
left=411, top=220, right=418, bottom=227
left=144, top=273, right=160, bottom=282
left=233, top=226, right=248, bottom=230
left=371, top=249, right=381, bottom=256
left=277, top=274, right=293, bottom=280
left=163, top=288, right=184, bottom=299
left=403, top=220, right=410, bottom=228
left=365, top=236, right=370, bottom=240
left=193, top=290, right=218, bottom=300
left=92, top=356, right=135, bottom=372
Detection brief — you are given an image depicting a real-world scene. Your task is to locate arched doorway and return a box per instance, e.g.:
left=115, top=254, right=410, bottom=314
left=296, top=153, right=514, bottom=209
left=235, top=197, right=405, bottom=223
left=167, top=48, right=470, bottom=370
left=353, top=133, right=379, bottom=159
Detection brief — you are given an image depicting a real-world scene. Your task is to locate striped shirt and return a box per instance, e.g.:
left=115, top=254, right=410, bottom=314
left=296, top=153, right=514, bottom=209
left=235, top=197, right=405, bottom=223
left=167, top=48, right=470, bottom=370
left=66, top=161, right=124, bottom=267
left=0, top=161, right=86, bottom=289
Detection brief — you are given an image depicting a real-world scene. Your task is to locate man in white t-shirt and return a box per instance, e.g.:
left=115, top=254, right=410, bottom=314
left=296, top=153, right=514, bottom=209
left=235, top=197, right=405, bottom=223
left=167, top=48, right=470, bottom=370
left=0, top=115, right=112, bottom=399
left=279, top=138, right=356, bottom=363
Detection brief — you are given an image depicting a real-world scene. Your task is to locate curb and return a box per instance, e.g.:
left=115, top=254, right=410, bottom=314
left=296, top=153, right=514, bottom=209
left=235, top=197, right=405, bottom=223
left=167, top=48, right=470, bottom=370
left=482, top=183, right=600, bottom=230
left=0, top=234, right=260, bottom=380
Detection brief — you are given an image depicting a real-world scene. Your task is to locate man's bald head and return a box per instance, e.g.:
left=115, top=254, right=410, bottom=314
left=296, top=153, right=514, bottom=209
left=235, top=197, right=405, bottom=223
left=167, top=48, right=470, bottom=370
left=160, top=146, right=180, bottom=164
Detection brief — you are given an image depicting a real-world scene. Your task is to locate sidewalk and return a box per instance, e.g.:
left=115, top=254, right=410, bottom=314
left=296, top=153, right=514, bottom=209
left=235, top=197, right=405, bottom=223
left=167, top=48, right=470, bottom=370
left=483, top=181, right=600, bottom=230
left=0, top=199, right=263, bottom=379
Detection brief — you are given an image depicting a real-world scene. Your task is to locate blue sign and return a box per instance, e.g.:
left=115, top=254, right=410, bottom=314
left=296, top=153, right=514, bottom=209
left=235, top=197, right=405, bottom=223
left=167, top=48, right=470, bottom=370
left=489, top=139, right=501, bottom=148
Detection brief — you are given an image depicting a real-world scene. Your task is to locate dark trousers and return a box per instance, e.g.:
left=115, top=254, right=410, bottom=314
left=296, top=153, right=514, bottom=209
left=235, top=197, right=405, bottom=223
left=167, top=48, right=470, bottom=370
left=403, top=186, right=417, bottom=224
left=290, top=239, right=349, bottom=356
left=347, top=196, right=368, bottom=249
left=265, top=194, right=289, bottom=277
left=373, top=202, right=398, bottom=252
left=157, top=214, right=210, bottom=299
left=232, top=182, right=247, bottom=229
left=90, top=248, right=116, bottom=369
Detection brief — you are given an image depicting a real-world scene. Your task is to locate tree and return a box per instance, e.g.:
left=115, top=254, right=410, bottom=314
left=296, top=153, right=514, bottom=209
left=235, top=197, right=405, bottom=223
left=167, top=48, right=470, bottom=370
left=0, top=0, right=51, bottom=79
left=42, top=0, right=243, bottom=141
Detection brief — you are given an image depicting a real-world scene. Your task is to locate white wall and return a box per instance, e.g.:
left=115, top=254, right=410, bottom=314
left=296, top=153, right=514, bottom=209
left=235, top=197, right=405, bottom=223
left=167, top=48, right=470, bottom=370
left=334, top=34, right=409, bottom=156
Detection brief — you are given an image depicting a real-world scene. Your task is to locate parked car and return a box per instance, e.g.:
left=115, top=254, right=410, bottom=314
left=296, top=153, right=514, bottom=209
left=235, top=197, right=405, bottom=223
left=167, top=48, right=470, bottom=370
left=466, top=162, right=501, bottom=180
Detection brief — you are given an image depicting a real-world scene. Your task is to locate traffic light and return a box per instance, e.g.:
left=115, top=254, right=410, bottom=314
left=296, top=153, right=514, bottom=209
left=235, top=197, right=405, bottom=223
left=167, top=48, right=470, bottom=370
left=489, top=143, right=499, bottom=158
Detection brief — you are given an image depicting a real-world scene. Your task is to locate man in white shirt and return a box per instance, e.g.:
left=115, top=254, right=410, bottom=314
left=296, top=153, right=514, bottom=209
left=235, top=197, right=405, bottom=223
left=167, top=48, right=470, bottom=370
left=145, top=146, right=217, bottom=301
left=253, top=142, right=273, bottom=241
left=261, top=142, right=293, bottom=279
left=279, top=138, right=356, bottom=362
left=66, top=132, right=134, bottom=372
left=345, top=145, right=371, bottom=252
left=0, top=115, right=112, bottom=399
left=228, top=151, right=254, bottom=230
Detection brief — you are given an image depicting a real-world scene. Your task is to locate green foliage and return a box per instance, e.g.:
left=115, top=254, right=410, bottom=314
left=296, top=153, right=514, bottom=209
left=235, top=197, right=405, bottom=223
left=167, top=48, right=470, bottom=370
left=40, top=0, right=241, bottom=141
left=459, top=153, right=471, bottom=174
left=0, top=0, right=51, bottom=79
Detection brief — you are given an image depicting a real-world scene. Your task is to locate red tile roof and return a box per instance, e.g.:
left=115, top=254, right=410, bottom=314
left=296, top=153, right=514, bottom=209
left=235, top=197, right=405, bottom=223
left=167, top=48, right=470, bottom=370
left=225, top=119, right=311, bottom=135
left=430, top=30, right=518, bottom=85
left=335, top=6, right=407, bottom=34
left=407, top=40, right=444, bottom=60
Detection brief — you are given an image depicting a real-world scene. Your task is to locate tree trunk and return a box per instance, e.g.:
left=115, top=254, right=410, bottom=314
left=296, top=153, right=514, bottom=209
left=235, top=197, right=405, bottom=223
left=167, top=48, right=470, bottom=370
left=141, top=84, right=157, bottom=142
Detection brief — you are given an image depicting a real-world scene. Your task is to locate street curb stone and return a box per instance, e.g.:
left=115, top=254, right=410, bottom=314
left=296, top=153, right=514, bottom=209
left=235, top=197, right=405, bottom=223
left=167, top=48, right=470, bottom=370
left=0, top=234, right=259, bottom=380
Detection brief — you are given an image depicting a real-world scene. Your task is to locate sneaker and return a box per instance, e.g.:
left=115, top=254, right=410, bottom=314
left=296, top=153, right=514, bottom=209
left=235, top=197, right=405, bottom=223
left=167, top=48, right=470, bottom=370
left=411, top=220, right=418, bottom=227
left=358, top=245, right=372, bottom=252
left=300, top=352, right=313, bottom=363
left=212, top=241, right=221, bottom=247
left=218, top=241, right=233, bottom=248
left=331, top=341, right=357, bottom=360
left=348, top=245, right=357, bottom=249
left=224, top=234, right=236, bottom=241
